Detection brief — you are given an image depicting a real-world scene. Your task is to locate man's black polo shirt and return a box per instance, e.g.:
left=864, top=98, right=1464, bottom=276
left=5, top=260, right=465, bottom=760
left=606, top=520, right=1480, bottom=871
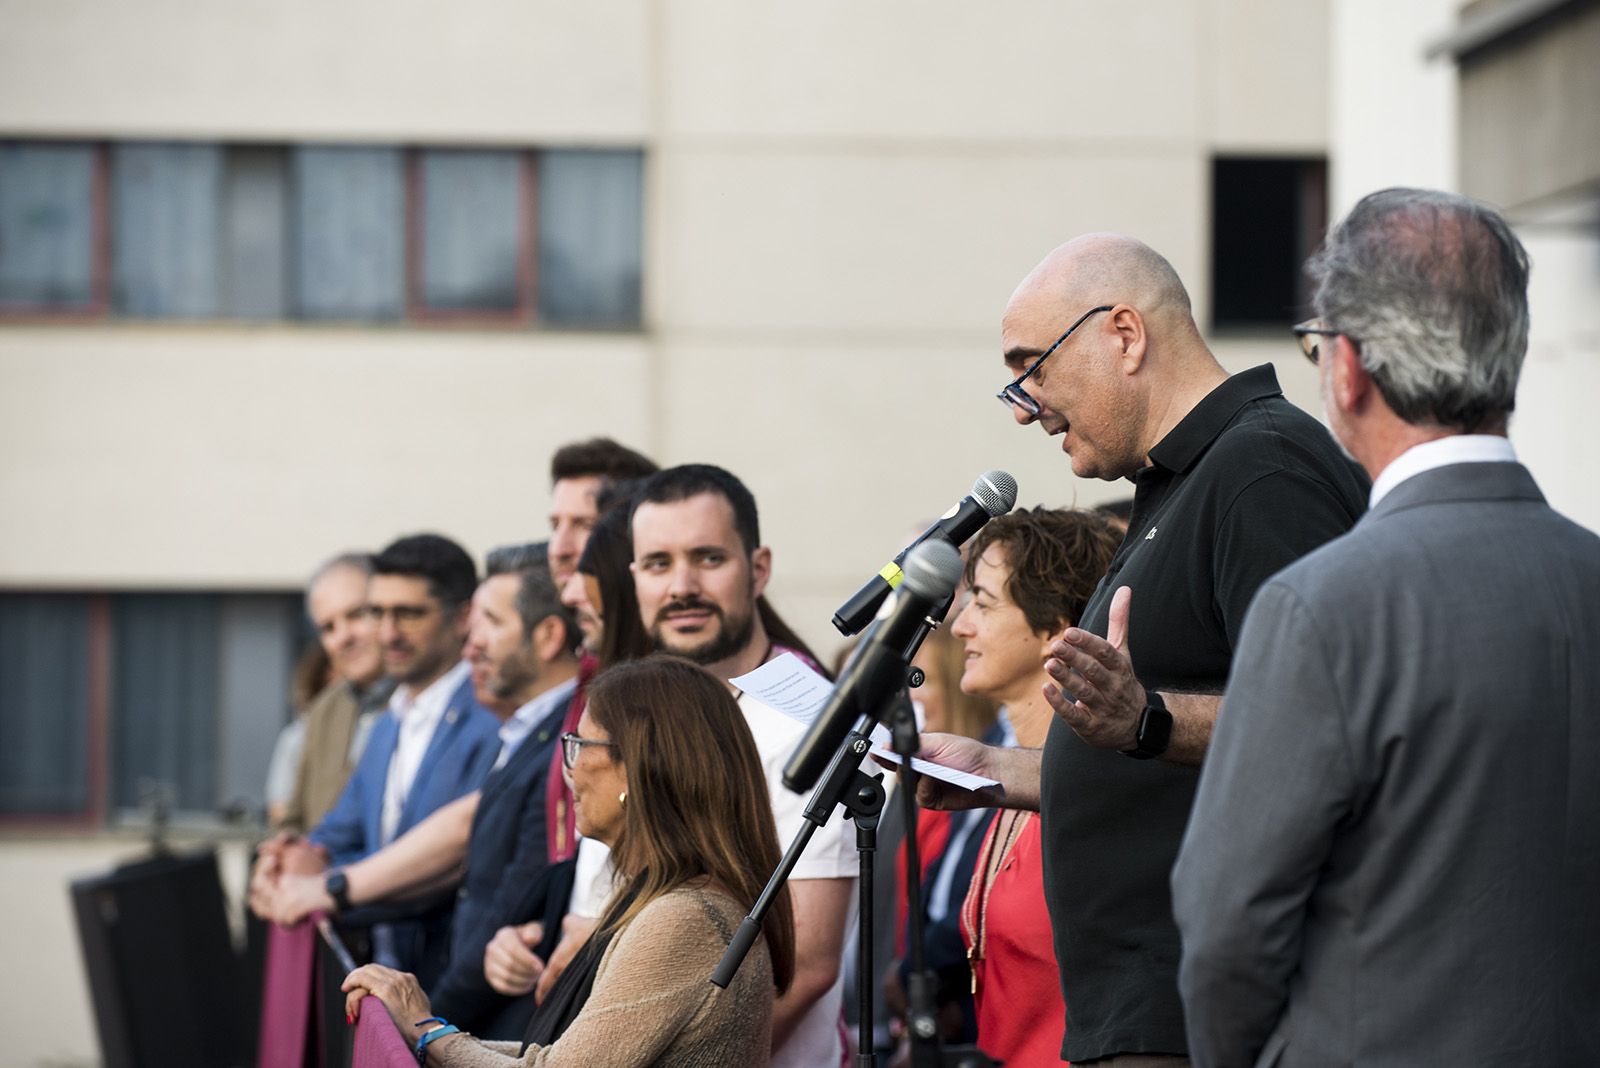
left=1040, top=364, right=1368, bottom=1062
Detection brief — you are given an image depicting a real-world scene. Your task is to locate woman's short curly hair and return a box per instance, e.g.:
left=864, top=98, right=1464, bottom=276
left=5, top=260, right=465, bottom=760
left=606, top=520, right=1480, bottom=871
left=963, top=507, right=1120, bottom=634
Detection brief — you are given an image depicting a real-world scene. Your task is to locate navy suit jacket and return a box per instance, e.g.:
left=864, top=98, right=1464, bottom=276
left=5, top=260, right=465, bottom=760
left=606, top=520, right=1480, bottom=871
left=428, top=691, right=575, bottom=1036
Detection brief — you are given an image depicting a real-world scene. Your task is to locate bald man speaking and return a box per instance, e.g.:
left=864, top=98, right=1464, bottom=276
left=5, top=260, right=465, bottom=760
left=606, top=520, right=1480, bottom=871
left=920, top=235, right=1368, bottom=1065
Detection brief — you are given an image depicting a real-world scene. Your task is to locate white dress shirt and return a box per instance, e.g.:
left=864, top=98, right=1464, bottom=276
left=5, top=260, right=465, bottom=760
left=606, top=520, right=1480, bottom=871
left=492, top=676, right=578, bottom=770
left=380, top=659, right=471, bottom=843
left=1369, top=434, right=1517, bottom=509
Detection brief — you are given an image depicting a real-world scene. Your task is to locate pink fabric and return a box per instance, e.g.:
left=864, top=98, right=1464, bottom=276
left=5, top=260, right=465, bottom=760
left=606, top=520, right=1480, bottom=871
left=352, top=996, right=416, bottom=1068
left=546, top=653, right=598, bottom=863
left=258, top=920, right=316, bottom=1068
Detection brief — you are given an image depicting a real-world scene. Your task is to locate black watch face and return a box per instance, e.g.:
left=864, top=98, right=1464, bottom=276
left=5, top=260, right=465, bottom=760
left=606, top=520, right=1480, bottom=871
left=1142, top=704, right=1173, bottom=754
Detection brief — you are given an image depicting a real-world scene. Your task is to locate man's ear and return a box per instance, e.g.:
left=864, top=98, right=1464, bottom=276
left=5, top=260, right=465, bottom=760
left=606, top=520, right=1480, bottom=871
left=1109, top=304, right=1148, bottom=373
left=531, top=615, right=568, bottom=663
left=750, top=547, right=773, bottom=600
left=449, top=600, right=472, bottom=640
left=1332, top=336, right=1373, bottom=415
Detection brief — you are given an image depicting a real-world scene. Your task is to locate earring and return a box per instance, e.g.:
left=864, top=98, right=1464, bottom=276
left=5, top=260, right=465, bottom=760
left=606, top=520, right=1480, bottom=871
left=618, top=790, right=627, bottom=806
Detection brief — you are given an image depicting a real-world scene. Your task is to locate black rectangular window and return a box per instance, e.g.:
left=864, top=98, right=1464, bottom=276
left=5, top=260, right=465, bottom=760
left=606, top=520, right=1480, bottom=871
left=1211, top=157, right=1327, bottom=330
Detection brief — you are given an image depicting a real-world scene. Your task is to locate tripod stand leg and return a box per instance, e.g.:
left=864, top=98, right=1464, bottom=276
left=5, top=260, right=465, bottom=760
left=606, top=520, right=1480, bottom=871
left=846, top=773, right=885, bottom=1068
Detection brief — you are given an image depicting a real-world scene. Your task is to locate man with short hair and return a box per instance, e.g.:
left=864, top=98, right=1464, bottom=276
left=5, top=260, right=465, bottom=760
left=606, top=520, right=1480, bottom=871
left=547, top=437, right=657, bottom=584
left=270, top=554, right=582, bottom=1037
left=275, top=552, right=394, bottom=833
left=255, top=534, right=500, bottom=984
left=1173, top=189, right=1600, bottom=1067
left=544, top=440, right=658, bottom=864
left=629, top=463, right=856, bottom=1068
left=916, top=234, right=1368, bottom=1064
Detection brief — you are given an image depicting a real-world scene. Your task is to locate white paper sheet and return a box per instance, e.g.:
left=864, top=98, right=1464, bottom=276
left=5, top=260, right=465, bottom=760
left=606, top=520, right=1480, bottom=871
left=731, top=653, right=1001, bottom=793
left=729, top=652, right=831, bottom=724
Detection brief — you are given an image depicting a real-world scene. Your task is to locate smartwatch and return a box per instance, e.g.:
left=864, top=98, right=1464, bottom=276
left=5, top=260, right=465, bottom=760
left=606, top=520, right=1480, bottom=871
left=1121, top=691, right=1172, bottom=760
left=325, top=869, right=353, bottom=913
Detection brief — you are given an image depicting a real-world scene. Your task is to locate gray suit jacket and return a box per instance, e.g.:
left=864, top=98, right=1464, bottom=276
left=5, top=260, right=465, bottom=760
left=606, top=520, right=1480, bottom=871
left=1172, top=461, right=1600, bottom=1067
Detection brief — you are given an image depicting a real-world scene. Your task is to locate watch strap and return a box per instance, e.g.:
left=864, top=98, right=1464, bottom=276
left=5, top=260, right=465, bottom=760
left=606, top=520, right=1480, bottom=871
left=324, top=869, right=352, bottom=913
left=1121, top=690, right=1172, bottom=760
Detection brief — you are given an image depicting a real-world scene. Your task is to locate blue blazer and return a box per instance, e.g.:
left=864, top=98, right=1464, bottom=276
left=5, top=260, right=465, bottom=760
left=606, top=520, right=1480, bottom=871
left=428, top=691, right=575, bottom=1036
left=309, top=673, right=501, bottom=866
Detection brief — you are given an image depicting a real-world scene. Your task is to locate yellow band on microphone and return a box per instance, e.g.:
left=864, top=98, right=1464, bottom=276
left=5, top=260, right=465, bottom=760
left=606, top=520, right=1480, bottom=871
left=880, top=563, right=905, bottom=587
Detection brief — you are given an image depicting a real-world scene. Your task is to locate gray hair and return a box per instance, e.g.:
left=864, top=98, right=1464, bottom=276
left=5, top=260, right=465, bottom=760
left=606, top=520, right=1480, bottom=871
left=485, top=541, right=546, bottom=577
left=1306, top=187, right=1530, bottom=432
left=503, top=558, right=580, bottom=654
left=304, top=551, right=374, bottom=618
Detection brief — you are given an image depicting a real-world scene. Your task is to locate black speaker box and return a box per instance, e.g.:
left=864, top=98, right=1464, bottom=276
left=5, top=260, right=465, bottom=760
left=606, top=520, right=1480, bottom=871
left=71, top=848, right=253, bottom=1068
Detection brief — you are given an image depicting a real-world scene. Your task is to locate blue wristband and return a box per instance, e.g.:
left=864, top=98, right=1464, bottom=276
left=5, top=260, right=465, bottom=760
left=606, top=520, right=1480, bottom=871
left=413, top=1018, right=459, bottom=1064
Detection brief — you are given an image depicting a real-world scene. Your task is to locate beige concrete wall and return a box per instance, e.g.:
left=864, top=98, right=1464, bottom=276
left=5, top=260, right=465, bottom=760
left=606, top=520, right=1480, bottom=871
left=0, top=6, right=1342, bottom=1062
left=1329, top=0, right=1458, bottom=213
left=0, top=0, right=1334, bottom=648
left=0, top=328, right=655, bottom=589
left=0, top=0, right=650, bottom=143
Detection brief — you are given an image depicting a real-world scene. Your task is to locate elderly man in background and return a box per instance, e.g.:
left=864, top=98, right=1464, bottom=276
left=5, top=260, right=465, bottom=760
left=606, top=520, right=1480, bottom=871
left=1173, top=188, right=1600, bottom=1067
left=274, top=552, right=395, bottom=834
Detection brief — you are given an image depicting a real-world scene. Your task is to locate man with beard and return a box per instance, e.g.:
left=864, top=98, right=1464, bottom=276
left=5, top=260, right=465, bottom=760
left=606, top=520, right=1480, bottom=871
left=266, top=555, right=581, bottom=1037
left=628, top=463, right=856, bottom=1068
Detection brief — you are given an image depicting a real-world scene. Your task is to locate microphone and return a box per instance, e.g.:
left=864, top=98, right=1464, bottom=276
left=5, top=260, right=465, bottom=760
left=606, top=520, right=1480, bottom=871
left=831, top=471, right=1018, bottom=637
left=784, top=539, right=964, bottom=794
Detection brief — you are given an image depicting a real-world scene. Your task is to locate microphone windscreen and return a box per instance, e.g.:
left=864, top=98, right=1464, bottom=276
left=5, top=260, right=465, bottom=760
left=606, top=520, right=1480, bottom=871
left=973, top=471, right=1019, bottom=517
left=901, top=539, right=963, bottom=601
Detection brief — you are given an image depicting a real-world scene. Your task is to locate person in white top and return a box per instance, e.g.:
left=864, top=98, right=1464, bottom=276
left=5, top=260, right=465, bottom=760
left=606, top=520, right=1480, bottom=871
left=627, top=463, right=856, bottom=1068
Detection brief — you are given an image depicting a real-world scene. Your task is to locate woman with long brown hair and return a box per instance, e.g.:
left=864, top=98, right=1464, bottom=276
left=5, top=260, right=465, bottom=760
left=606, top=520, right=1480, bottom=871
left=343, top=655, right=795, bottom=1066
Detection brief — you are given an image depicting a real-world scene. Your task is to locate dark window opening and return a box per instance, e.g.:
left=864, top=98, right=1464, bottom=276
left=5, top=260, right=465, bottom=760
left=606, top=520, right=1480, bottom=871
left=1211, top=157, right=1327, bottom=330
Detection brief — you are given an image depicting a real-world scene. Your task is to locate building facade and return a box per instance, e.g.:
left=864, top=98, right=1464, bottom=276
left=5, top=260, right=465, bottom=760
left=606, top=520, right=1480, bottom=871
left=2, top=3, right=1340, bottom=1058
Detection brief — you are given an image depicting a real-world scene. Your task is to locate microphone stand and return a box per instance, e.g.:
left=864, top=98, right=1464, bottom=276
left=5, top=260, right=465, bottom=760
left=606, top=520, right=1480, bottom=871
left=712, top=597, right=996, bottom=1068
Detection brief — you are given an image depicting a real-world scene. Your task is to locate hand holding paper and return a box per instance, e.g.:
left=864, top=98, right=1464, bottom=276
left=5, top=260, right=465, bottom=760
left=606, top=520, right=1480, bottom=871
left=732, top=653, right=999, bottom=794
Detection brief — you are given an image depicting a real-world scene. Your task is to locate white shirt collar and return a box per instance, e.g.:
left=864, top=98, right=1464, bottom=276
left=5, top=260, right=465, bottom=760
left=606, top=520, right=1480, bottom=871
left=380, top=659, right=471, bottom=843
left=495, top=675, right=579, bottom=768
left=389, top=659, right=472, bottom=726
left=1369, top=434, right=1516, bottom=509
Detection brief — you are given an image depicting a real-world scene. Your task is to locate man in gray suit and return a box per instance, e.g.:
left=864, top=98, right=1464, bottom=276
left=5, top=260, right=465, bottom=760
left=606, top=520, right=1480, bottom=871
left=1172, top=188, right=1600, bottom=1067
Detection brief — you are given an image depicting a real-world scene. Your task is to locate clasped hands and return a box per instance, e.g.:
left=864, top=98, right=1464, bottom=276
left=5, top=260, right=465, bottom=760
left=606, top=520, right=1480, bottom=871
left=248, top=832, right=334, bottom=926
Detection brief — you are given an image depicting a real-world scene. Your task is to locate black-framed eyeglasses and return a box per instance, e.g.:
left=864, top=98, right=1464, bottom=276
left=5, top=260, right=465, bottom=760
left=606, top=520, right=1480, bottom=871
left=560, top=731, right=618, bottom=770
left=996, top=305, right=1114, bottom=416
left=1291, top=319, right=1351, bottom=365
left=362, top=603, right=438, bottom=626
